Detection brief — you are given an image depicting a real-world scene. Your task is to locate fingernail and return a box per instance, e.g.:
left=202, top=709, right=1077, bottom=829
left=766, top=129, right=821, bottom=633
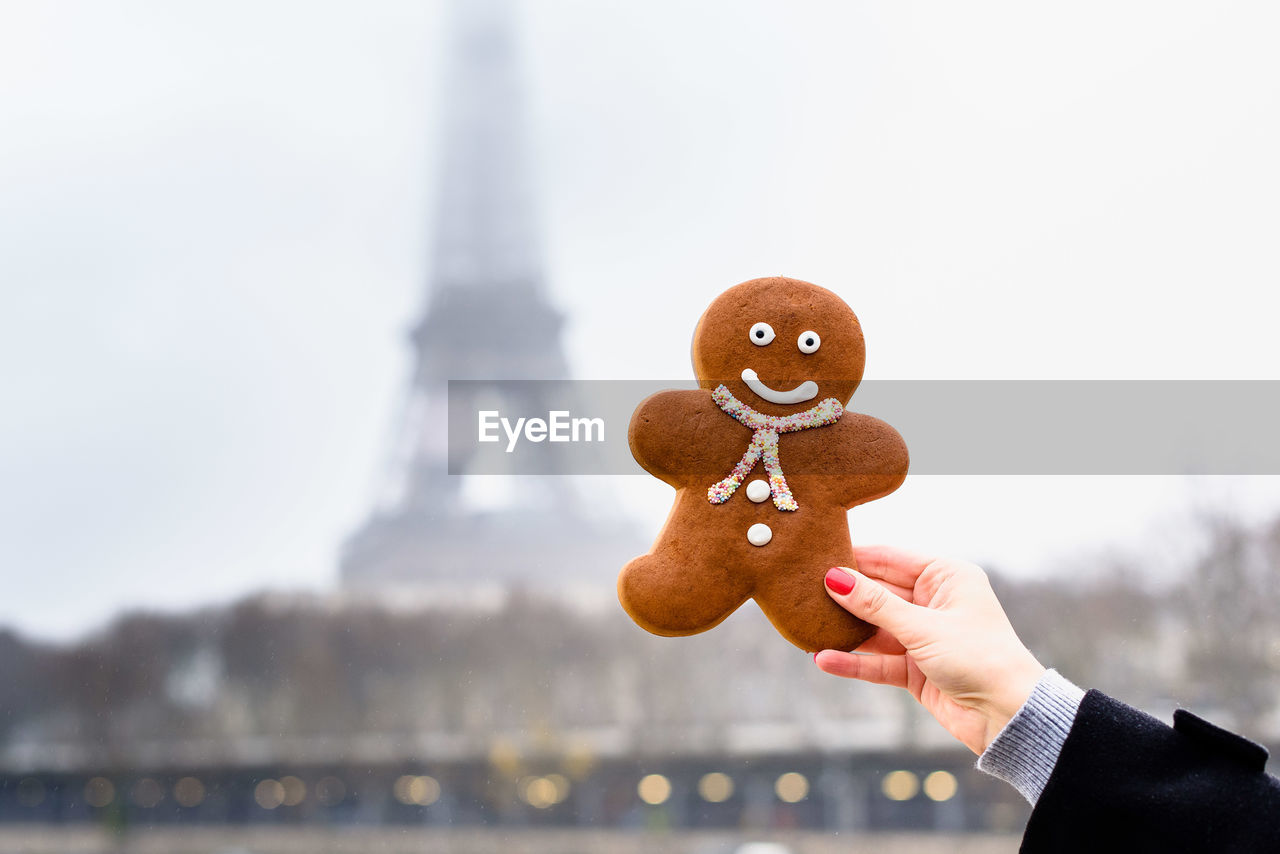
left=824, top=567, right=855, bottom=596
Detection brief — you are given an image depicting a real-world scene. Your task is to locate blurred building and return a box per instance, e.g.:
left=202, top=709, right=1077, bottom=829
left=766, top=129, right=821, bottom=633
left=340, top=0, right=642, bottom=597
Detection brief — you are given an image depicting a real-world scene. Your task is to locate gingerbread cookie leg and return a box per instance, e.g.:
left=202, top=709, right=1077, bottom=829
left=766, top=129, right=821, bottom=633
left=618, top=549, right=754, bottom=637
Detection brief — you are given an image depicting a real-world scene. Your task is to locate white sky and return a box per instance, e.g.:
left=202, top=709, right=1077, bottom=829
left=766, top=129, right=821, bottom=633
left=2, top=1, right=1279, bottom=642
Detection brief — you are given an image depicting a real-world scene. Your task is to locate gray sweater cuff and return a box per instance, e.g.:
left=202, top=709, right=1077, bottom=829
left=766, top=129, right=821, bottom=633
left=975, top=669, right=1086, bottom=805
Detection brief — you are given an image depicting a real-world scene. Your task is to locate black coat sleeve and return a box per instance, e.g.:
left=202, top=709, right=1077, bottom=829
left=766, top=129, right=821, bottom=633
left=1021, top=690, right=1280, bottom=853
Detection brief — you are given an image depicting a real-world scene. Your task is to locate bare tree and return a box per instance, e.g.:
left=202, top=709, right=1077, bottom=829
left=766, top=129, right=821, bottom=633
left=1181, top=513, right=1280, bottom=735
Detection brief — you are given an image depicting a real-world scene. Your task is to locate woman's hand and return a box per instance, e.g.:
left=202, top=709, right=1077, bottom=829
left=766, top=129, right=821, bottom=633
left=816, top=545, right=1046, bottom=754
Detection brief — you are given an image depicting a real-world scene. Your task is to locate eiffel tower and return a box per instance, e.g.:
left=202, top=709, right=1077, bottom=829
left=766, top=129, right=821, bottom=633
left=340, top=0, right=639, bottom=595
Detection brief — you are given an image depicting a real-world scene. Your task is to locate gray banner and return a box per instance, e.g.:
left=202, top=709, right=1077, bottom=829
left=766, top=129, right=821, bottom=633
left=447, top=380, right=1280, bottom=475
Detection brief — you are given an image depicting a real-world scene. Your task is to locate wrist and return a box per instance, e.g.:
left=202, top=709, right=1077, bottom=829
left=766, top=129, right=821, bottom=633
left=980, top=653, right=1046, bottom=751
left=976, top=669, right=1086, bottom=804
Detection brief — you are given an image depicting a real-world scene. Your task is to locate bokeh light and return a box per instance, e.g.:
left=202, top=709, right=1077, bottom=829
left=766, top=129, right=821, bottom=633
left=774, top=772, right=809, bottom=803
left=280, top=775, right=307, bottom=806
left=315, top=776, right=346, bottom=807
left=519, top=776, right=558, bottom=809
left=131, top=778, right=164, bottom=808
left=544, top=773, right=570, bottom=804
left=16, top=779, right=44, bottom=808
left=84, top=778, right=115, bottom=808
left=254, top=779, right=285, bottom=809
left=697, top=772, right=734, bottom=803
left=516, top=774, right=568, bottom=809
left=488, top=739, right=521, bottom=777
left=923, top=770, right=959, bottom=802
left=562, top=743, right=596, bottom=779
left=173, top=776, right=205, bottom=808
left=881, top=770, right=920, bottom=801
left=395, top=774, right=441, bottom=806
left=637, top=773, right=671, bottom=805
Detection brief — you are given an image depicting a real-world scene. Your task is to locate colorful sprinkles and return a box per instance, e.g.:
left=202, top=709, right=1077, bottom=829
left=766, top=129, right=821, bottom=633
left=707, top=384, right=843, bottom=511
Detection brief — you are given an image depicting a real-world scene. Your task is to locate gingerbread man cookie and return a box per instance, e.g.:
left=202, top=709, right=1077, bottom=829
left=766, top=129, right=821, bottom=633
left=619, top=276, right=909, bottom=652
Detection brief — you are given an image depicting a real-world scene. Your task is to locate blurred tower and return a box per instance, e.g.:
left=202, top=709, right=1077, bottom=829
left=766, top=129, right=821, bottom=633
left=340, top=0, right=639, bottom=594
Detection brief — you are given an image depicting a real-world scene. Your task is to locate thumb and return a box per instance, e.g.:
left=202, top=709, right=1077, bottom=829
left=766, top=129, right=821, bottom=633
left=824, top=566, right=927, bottom=641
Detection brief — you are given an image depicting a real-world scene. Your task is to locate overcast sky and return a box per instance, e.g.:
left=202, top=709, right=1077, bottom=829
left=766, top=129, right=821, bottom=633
left=2, top=1, right=1279, bottom=642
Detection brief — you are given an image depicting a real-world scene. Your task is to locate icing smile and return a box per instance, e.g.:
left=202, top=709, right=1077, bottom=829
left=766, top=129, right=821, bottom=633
left=741, top=368, right=819, bottom=405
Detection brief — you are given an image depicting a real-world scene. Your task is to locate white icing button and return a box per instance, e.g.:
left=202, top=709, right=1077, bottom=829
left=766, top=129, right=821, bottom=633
left=747, top=523, right=773, bottom=547
left=745, top=479, right=771, bottom=503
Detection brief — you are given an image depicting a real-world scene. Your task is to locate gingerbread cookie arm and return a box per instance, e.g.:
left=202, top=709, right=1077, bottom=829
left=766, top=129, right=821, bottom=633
left=827, top=412, right=910, bottom=508
left=627, top=389, right=732, bottom=487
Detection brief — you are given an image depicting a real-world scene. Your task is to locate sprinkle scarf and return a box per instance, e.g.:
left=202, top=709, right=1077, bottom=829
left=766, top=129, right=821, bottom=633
left=707, top=384, right=843, bottom=511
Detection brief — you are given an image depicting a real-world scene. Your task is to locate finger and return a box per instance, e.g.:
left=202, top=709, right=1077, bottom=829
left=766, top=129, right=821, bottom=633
left=852, top=544, right=937, bottom=589
left=855, top=628, right=907, bottom=656
left=814, top=650, right=909, bottom=688
left=879, top=579, right=915, bottom=604
left=825, top=566, right=929, bottom=641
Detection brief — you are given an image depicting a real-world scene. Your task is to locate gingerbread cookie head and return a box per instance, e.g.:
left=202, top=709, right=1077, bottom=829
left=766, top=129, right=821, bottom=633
left=692, top=277, right=866, bottom=418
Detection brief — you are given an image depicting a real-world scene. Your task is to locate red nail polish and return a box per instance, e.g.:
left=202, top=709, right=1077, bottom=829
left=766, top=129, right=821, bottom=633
left=825, top=568, right=854, bottom=595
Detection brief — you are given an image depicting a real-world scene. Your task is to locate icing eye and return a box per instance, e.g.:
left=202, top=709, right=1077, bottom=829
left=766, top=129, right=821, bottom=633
left=797, top=331, right=821, bottom=354
left=749, top=322, right=775, bottom=346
